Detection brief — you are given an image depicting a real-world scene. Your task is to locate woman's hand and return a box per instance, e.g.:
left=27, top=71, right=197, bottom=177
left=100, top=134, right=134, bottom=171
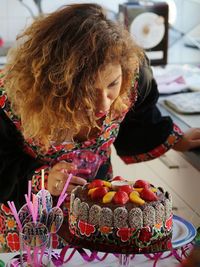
left=173, top=128, right=200, bottom=152
left=47, top=161, right=87, bottom=196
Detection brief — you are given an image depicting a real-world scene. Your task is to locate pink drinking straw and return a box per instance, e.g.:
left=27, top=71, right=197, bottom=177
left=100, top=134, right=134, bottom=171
left=32, top=194, right=38, bottom=223
left=7, top=201, right=22, bottom=231
left=33, top=246, right=40, bottom=267
left=24, top=244, right=32, bottom=266
left=25, top=194, right=35, bottom=223
left=56, top=173, right=73, bottom=208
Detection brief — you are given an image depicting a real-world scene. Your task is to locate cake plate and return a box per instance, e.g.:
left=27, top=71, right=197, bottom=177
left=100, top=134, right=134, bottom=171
left=57, top=215, right=197, bottom=267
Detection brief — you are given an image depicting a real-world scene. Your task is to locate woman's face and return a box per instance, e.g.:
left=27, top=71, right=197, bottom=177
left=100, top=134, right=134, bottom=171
left=94, top=63, right=122, bottom=118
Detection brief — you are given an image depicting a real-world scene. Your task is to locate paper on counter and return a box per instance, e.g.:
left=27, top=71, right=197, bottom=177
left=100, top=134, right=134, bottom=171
left=152, top=64, right=200, bottom=94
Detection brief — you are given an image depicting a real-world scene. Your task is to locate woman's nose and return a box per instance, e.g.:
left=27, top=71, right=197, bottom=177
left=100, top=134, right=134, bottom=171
left=98, top=91, right=111, bottom=112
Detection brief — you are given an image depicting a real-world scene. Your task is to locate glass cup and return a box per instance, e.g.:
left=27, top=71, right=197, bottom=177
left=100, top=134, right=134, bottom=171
left=71, top=150, right=102, bottom=182
left=19, top=222, right=51, bottom=267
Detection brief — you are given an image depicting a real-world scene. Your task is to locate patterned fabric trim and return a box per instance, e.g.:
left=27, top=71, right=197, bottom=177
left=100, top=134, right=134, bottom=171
left=120, top=123, right=183, bottom=164
left=0, top=203, right=20, bottom=252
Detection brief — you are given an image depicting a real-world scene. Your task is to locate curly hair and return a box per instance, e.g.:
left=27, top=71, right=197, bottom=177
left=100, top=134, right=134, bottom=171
left=5, top=3, right=144, bottom=147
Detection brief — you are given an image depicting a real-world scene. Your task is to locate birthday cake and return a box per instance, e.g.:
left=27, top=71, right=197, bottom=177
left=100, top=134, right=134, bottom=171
left=69, top=177, right=173, bottom=251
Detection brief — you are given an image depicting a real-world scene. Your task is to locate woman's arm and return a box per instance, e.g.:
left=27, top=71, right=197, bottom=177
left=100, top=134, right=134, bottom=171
left=114, top=61, right=183, bottom=163
left=0, top=109, right=45, bottom=209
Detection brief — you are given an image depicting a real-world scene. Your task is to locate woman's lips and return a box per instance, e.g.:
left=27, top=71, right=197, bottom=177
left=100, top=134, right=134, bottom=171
left=95, top=111, right=108, bottom=118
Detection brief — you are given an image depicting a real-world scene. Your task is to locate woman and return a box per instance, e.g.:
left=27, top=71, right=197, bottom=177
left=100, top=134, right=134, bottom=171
left=0, top=3, right=200, bottom=252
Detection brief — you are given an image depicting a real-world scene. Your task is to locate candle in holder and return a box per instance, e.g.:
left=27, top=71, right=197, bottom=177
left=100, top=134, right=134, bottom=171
left=7, top=170, right=72, bottom=267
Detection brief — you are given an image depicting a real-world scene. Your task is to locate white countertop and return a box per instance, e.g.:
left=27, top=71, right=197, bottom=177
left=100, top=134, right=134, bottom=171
left=0, top=56, right=6, bottom=66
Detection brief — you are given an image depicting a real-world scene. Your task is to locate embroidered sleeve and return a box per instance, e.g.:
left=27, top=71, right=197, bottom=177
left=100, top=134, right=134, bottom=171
left=114, top=61, right=184, bottom=162
left=0, top=71, right=45, bottom=207
left=120, top=123, right=183, bottom=164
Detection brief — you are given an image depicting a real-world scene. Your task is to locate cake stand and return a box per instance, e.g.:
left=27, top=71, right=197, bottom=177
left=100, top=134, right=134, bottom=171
left=57, top=215, right=197, bottom=267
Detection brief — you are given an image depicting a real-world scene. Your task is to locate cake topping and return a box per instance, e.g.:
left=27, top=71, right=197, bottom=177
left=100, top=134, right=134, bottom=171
left=129, top=191, right=145, bottom=205
left=90, top=186, right=109, bottom=200
left=111, top=180, right=132, bottom=191
left=86, top=177, right=158, bottom=205
left=103, top=191, right=116, bottom=203
left=88, top=179, right=104, bottom=189
left=111, top=180, right=130, bottom=187
left=118, top=185, right=133, bottom=195
left=140, top=187, right=158, bottom=201
left=113, top=191, right=129, bottom=205
left=112, top=176, right=125, bottom=181
left=134, top=179, right=150, bottom=188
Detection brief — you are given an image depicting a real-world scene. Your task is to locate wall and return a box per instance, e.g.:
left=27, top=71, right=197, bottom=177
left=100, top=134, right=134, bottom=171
left=0, top=0, right=125, bottom=43
left=1, top=0, right=200, bottom=63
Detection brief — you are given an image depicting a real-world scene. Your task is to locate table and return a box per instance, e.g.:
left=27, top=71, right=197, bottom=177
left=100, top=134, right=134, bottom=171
left=1, top=214, right=196, bottom=266
left=0, top=249, right=184, bottom=266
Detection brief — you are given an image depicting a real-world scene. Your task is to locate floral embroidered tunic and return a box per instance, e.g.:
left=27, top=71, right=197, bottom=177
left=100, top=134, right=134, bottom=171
left=0, top=64, right=183, bottom=252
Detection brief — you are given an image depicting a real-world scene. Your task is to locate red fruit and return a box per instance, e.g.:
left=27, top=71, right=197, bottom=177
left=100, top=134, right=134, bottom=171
left=112, top=176, right=125, bottom=181
left=88, top=179, right=104, bottom=189
left=91, top=187, right=109, bottom=200
left=113, top=191, right=129, bottom=205
left=134, top=179, right=149, bottom=188
left=140, top=187, right=158, bottom=201
left=118, top=185, right=133, bottom=195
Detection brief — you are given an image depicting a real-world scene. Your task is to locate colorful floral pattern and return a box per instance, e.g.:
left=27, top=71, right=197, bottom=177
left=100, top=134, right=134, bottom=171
left=165, top=214, right=173, bottom=231
left=78, top=221, right=95, bottom=237
left=138, top=227, right=152, bottom=243
left=69, top=218, right=173, bottom=249
left=6, top=233, right=20, bottom=252
left=117, top=227, right=135, bottom=242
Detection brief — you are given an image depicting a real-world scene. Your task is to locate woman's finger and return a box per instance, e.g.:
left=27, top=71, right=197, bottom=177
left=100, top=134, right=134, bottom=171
left=68, top=175, right=87, bottom=186
left=52, top=161, right=76, bottom=172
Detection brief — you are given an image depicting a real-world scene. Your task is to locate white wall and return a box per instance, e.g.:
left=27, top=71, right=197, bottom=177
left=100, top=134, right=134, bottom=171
left=0, top=0, right=125, bottom=43
left=1, top=0, right=200, bottom=58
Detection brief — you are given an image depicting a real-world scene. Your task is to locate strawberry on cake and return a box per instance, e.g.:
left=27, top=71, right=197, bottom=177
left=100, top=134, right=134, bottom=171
left=69, top=176, right=173, bottom=251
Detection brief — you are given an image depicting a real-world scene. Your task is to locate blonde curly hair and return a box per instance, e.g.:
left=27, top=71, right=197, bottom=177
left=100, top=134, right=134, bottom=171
left=5, top=3, right=144, bottom=147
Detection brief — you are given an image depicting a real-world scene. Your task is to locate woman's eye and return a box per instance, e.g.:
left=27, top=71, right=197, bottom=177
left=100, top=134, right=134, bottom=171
left=108, top=81, right=119, bottom=88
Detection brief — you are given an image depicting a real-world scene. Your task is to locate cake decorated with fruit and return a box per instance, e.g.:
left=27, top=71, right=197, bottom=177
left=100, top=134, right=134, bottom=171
left=69, top=176, right=173, bottom=251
